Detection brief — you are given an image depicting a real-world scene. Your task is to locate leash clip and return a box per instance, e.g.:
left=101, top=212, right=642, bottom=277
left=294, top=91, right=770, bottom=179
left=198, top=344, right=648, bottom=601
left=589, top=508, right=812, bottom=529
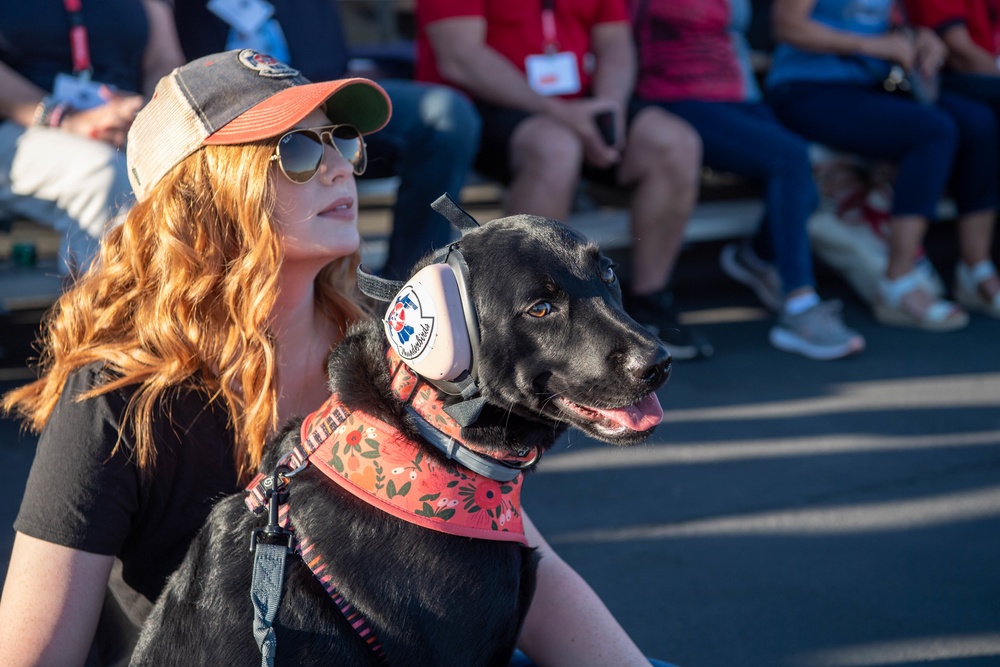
left=249, top=467, right=296, bottom=554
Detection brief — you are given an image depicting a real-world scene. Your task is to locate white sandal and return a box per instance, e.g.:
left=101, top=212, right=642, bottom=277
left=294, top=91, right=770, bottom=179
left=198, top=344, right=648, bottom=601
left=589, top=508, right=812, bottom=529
left=955, top=260, right=1000, bottom=319
left=874, top=269, right=969, bottom=331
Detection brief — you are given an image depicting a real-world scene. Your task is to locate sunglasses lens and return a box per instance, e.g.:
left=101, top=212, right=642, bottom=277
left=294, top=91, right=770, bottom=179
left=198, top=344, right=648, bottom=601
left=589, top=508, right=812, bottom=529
left=331, top=126, right=366, bottom=174
left=276, top=126, right=367, bottom=182
left=277, top=131, right=324, bottom=183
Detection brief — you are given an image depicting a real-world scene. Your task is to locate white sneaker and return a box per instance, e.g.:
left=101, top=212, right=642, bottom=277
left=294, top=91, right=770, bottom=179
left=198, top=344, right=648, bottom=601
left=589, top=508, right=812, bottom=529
left=769, top=300, right=866, bottom=360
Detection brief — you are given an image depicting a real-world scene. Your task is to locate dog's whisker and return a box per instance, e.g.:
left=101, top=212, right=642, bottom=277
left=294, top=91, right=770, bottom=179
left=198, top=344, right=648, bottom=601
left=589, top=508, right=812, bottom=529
left=537, top=390, right=565, bottom=416
left=503, top=400, right=516, bottom=430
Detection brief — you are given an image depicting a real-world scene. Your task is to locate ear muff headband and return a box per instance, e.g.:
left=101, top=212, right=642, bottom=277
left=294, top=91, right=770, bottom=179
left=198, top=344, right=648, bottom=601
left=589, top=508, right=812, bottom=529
left=360, top=193, right=485, bottom=394
left=446, top=249, right=480, bottom=383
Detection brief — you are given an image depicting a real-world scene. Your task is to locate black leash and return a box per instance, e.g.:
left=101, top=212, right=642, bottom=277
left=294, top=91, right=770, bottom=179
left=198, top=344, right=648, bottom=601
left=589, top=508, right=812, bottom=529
left=248, top=466, right=296, bottom=667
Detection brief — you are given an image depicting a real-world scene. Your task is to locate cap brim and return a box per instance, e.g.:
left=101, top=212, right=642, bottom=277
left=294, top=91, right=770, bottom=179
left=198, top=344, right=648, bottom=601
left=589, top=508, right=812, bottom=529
left=204, top=78, right=391, bottom=145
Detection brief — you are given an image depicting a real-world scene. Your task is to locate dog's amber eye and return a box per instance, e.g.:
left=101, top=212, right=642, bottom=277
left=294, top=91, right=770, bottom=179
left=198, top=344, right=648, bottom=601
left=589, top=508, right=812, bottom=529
left=528, top=302, right=552, bottom=318
left=602, top=265, right=617, bottom=284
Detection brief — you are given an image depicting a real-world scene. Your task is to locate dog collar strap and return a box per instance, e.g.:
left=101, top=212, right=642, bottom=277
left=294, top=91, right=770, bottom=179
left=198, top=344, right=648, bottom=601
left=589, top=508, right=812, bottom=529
left=244, top=402, right=353, bottom=514
left=387, top=348, right=538, bottom=481
left=302, top=398, right=527, bottom=545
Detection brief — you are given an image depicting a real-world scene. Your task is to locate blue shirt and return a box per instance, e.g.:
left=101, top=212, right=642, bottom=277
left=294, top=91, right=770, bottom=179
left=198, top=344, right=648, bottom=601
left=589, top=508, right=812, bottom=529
left=766, top=0, right=896, bottom=89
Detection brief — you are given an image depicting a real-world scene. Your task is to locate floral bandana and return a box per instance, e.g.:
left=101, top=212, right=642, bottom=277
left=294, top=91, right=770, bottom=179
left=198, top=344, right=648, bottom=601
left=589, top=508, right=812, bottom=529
left=240, top=349, right=529, bottom=664
left=299, top=393, right=527, bottom=544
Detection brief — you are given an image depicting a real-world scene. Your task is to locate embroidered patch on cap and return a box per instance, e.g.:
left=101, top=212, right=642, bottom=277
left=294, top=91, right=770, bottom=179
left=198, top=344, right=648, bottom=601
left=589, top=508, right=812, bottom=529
left=237, top=49, right=300, bottom=78
left=385, top=288, right=435, bottom=361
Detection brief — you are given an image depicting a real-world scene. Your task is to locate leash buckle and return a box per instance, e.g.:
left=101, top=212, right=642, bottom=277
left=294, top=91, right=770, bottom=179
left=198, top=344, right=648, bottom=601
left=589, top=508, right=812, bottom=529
left=249, top=525, right=295, bottom=555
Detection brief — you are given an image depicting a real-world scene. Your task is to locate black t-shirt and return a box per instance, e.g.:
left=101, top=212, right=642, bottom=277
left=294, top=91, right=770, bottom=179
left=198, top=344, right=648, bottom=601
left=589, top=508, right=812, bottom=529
left=14, top=363, right=241, bottom=629
left=0, top=0, right=150, bottom=94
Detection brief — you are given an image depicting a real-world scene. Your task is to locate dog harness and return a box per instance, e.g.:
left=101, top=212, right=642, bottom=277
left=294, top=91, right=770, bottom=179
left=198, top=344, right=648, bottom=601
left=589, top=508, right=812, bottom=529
left=244, top=348, right=536, bottom=663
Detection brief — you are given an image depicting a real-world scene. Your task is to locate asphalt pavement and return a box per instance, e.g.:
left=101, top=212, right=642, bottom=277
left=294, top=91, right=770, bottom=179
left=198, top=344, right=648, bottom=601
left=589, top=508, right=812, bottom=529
left=1, top=225, right=998, bottom=667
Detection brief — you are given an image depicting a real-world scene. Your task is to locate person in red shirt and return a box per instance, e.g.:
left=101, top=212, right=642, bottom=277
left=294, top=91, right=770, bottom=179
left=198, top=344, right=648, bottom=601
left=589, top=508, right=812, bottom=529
left=906, top=0, right=1000, bottom=319
left=907, top=0, right=1000, bottom=72
left=417, top=0, right=712, bottom=360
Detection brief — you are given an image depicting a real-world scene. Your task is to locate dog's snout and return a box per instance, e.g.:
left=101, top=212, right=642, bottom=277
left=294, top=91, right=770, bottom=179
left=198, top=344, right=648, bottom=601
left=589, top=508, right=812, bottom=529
left=633, top=345, right=671, bottom=389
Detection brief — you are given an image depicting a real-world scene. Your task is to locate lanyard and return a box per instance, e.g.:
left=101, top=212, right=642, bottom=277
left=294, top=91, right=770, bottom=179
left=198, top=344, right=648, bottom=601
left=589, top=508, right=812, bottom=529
left=63, top=0, right=93, bottom=77
left=541, top=0, right=559, bottom=53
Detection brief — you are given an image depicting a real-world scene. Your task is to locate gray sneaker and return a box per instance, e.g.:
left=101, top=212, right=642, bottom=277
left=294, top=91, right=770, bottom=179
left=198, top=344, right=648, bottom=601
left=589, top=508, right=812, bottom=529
left=769, top=300, right=866, bottom=360
left=720, top=241, right=784, bottom=312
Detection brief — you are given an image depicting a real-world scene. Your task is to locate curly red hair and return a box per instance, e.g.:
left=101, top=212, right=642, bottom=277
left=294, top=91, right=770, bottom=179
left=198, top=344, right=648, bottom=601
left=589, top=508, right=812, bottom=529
left=2, top=141, right=367, bottom=481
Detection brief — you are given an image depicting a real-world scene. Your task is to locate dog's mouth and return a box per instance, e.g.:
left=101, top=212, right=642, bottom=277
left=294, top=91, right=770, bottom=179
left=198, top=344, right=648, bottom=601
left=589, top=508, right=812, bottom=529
left=551, top=392, right=663, bottom=440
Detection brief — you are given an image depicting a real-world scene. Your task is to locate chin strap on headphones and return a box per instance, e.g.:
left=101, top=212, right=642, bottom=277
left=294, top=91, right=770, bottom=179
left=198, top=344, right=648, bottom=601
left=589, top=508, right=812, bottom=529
left=442, top=380, right=486, bottom=427
left=356, top=267, right=404, bottom=302
left=430, top=191, right=481, bottom=232
left=356, top=192, right=479, bottom=300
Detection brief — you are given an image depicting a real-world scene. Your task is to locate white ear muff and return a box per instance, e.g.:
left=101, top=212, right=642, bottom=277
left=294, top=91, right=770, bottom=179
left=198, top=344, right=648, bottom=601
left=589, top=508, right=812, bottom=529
left=383, top=263, right=472, bottom=381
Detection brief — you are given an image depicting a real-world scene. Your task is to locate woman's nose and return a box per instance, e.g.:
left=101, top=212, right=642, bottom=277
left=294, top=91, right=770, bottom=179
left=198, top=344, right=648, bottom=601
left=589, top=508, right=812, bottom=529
left=318, top=144, right=353, bottom=182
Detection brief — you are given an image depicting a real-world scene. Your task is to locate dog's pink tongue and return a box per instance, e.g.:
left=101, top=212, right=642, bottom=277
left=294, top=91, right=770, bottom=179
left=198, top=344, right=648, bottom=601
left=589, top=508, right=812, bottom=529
left=595, top=393, right=664, bottom=431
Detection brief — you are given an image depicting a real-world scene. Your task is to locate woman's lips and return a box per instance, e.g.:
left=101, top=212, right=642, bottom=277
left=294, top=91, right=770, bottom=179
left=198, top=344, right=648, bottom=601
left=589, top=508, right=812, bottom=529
left=319, top=197, right=355, bottom=220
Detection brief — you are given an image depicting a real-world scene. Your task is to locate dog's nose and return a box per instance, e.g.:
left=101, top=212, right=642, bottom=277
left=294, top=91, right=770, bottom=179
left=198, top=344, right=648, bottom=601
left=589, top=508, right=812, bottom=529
left=635, top=346, right=671, bottom=389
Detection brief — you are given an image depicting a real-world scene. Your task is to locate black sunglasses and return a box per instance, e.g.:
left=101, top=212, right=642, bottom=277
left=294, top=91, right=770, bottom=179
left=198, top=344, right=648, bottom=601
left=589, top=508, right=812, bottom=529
left=271, top=124, right=367, bottom=183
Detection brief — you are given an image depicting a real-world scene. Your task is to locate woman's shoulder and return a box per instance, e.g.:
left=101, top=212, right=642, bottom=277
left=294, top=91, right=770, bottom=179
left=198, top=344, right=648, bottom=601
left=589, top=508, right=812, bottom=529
left=53, top=362, right=134, bottom=422
left=50, top=363, right=223, bottom=441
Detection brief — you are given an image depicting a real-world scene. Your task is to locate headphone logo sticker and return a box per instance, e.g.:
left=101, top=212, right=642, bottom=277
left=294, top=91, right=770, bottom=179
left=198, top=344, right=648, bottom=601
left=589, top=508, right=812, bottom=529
left=386, top=287, right=435, bottom=360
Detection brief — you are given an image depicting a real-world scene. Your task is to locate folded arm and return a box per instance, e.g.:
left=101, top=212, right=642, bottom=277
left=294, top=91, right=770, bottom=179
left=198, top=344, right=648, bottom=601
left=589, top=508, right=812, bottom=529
left=773, top=0, right=917, bottom=69
left=938, top=22, right=1000, bottom=74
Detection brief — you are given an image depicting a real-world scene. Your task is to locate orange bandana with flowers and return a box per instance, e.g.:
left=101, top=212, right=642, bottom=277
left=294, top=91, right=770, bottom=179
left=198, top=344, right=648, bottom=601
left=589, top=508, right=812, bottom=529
left=300, top=394, right=527, bottom=545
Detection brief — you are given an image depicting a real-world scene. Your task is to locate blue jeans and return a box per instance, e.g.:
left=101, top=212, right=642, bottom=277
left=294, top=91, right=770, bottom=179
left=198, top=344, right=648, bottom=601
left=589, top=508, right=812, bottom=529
left=362, top=80, right=482, bottom=280
left=942, top=71, right=1000, bottom=108
left=509, top=651, right=677, bottom=667
left=769, top=81, right=998, bottom=220
left=942, top=71, right=1000, bottom=188
left=636, top=99, right=818, bottom=294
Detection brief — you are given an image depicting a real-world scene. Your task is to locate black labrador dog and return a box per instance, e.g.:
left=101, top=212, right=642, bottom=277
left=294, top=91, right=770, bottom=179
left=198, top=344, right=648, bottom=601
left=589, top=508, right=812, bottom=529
left=131, top=206, right=670, bottom=666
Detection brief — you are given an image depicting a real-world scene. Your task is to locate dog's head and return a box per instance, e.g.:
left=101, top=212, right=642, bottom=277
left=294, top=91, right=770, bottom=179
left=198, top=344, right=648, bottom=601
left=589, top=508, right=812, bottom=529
left=453, top=214, right=669, bottom=446
left=363, top=203, right=670, bottom=451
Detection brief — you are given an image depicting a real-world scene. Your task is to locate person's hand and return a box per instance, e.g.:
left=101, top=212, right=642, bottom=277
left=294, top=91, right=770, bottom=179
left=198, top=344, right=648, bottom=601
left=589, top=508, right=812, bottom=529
left=913, top=27, right=948, bottom=77
left=61, top=86, right=143, bottom=147
left=545, top=97, right=624, bottom=169
left=863, top=31, right=917, bottom=70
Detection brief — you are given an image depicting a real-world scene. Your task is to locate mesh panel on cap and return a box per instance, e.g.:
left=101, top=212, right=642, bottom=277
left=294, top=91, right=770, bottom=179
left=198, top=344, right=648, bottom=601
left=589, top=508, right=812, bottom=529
left=127, top=74, right=211, bottom=202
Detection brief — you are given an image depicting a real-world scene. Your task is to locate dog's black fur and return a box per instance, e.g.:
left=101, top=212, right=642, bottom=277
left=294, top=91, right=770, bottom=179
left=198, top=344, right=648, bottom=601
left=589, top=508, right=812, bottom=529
left=131, top=214, right=670, bottom=666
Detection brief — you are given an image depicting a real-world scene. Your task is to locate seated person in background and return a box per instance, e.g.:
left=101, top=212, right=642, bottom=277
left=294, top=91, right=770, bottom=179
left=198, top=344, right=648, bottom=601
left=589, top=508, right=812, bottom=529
left=174, top=0, right=482, bottom=280
left=416, top=0, right=713, bottom=360
left=631, top=0, right=865, bottom=360
left=907, top=0, right=1000, bottom=319
left=906, top=0, right=1000, bottom=89
left=767, top=0, right=1000, bottom=330
left=0, top=0, right=184, bottom=277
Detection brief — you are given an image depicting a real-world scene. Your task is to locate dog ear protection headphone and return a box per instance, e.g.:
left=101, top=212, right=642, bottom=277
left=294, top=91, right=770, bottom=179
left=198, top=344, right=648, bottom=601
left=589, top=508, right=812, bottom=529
left=357, top=194, right=486, bottom=425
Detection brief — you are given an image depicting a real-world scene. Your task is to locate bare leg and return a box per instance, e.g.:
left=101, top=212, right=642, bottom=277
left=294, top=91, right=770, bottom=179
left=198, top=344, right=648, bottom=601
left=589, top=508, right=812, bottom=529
left=876, top=213, right=967, bottom=329
left=956, top=209, right=1000, bottom=304
left=617, top=107, right=701, bottom=295
left=885, top=214, right=928, bottom=280
left=886, top=214, right=940, bottom=315
left=506, top=115, right=582, bottom=221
